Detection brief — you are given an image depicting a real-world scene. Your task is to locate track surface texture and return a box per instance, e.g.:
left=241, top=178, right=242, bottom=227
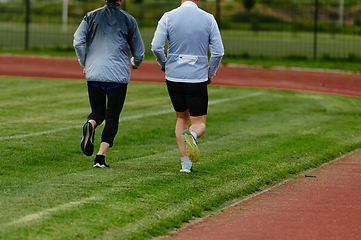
left=1, top=54, right=361, bottom=240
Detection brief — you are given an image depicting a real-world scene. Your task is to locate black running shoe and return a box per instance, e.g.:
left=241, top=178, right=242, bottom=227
left=81, top=121, right=94, bottom=156
left=93, top=155, right=110, bottom=168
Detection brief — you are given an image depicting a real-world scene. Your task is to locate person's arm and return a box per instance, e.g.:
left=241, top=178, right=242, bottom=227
left=151, top=14, right=168, bottom=69
left=129, top=22, right=145, bottom=69
left=208, top=17, right=224, bottom=80
left=73, top=19, right=88, bottom=68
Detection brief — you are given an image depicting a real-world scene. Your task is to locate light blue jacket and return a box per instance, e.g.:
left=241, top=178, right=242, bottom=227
left=151, top=1, right=224, bottom=83
left=73, top=2, right=144, bottom=84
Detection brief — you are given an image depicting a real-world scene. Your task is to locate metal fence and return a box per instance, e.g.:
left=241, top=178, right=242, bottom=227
left=0, top=0, right=360, bottom=59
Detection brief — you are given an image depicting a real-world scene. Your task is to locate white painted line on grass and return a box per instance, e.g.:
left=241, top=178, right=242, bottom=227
left=208, top=92, right=263, bottom=105
left=0, top=92, right=264, bottom=141
left=6, top=196, right=98, bottom=226
left=0, top=127, right=77, bottom=140
left=120, top=109, right=173, bottom=120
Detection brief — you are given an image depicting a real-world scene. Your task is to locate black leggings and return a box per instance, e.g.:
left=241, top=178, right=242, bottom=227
left=87, top=83, right=127, bottom=147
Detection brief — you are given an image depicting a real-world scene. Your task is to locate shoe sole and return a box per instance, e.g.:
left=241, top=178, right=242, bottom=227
left=94, top=163, right=109, bottom=168
left=180, top=166, right=192, bottom=173
left=182, top=131, right=199, bottom=163
left=81, top=122, right=94, bottom=156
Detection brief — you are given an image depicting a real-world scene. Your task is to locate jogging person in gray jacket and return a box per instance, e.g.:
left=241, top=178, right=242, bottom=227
left=74, top=0, right=144, bottom=168
left=151, top=0, right=224, bottom=172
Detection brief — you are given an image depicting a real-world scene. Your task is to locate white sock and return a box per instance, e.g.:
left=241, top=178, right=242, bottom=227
left=181, top=156, right=192, bottom=165
left=191, top=132, right=197, bottom=140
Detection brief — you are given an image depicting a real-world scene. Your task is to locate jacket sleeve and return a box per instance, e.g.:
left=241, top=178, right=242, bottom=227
left=73, top=18, right=88, bottom=68
left=208, top=17, right=224, bottom=79
left=151, top=14, right=168, bottom=68
left=129, top=21, right=145, bottom=68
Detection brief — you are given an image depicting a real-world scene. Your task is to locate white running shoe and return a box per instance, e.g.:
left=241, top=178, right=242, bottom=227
left=181, top=130, right=199, bottom=163
left=180, top=162, right=192, bottom=173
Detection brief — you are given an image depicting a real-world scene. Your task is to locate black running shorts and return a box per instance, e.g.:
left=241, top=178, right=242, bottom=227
left=166, top=80, right=208, bottom=116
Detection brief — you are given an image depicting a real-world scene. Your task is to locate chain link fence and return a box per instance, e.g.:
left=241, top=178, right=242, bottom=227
left=0, top=0, right=360, bottom=59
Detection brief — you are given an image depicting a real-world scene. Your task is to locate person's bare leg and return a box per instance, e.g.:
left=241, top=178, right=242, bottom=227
left=87, top=119, right=110, bottom=156
left=88, top=119, right=97, bottom=128
left=87, top=119, right=111, bottom=167
left=176, top=110, right=194, bottom=172
left=93, top=142, right=110, bottom=168
left=180, top=115, right=206, bottom=163
left=189, top=115, right=207, bottom=139
left=175, top=110, right=190, bottom=157
left=97, top=142, right=110, bottom=156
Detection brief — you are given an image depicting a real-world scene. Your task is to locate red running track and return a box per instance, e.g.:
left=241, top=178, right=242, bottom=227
left=1, top=54, right=361, bottom=240
left=1, top=54, right=361, bottom=98
left=161, top=151, right=361, bottom=240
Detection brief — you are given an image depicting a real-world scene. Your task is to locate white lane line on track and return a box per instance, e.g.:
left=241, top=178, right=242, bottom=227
left=0, top=92, right=263, bottom=141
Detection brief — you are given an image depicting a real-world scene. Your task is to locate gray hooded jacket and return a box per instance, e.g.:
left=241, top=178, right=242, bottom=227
left=74, top=2, right=144, bottom=83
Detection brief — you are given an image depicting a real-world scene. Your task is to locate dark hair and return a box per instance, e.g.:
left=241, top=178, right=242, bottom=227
left=107, top=0, right=118, bottom=2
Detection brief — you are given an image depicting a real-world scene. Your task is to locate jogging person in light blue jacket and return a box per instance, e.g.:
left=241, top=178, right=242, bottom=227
left=74, top=0, right=144, bottom=168
left=151, top=0, right=224, bottom=172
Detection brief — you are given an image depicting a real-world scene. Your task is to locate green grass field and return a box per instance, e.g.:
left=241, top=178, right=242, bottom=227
left=1, top=76, right=361, bottom=239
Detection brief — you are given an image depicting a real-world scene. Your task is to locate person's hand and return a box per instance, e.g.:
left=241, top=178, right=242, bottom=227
left=161, top=66, right=165, bottom=72
left=207, top=78, right=211, bottom=85
left=130, top=57, right=138, bottom=69
left=83, top=68, right=86, bottom=75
